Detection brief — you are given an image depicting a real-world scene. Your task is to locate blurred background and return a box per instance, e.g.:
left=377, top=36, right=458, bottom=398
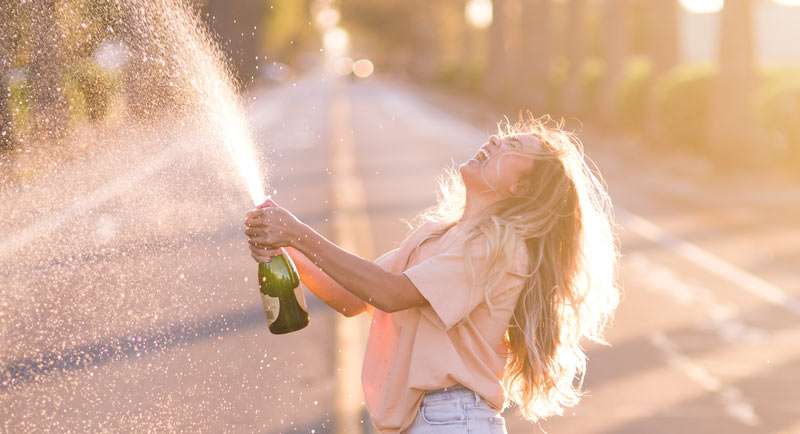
left=1, top=0, right=799, bottom=433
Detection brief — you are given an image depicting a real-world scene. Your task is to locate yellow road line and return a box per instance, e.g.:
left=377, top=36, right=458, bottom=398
left=329, top=83, right=373, bottom=434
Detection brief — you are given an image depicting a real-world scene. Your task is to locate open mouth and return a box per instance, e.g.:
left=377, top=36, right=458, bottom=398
left=474, top=148, right=489, bottom=162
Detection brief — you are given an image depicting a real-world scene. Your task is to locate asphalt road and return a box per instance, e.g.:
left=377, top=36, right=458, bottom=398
left=1, top=72, right=798, bottom=433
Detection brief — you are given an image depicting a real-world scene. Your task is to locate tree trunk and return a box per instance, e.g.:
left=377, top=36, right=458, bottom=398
left=519, top=0, right=552, bottom=111
left=27, top=0, right=70, bottom=144
left=561, top=0, right=588, bottom=116
left=709, top=0, right=757, bottom=161
left=649, top=0, right=679, bottom=77
left=598, top=0, right=630, bottom=127
left=0, top=2, right=19, bottom=151
left=485, top=0, right=509, bottom=99
left=205, top=0, right=266, bottom=88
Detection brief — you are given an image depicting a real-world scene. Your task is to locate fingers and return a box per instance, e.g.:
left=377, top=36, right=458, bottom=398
left=248, top=235, right=275, bottom=248
left=244, top=227, right=265, bottom=238
left=249, top=245, right=282, bottom=262
left=257, top=198, right=277, bottom=209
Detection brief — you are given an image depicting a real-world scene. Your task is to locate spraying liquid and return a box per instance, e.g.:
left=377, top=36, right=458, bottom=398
left=120, top=0, right=309, bottom=334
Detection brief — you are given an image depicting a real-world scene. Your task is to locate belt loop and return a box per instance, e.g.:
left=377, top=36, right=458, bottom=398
left=473, top=389, right=480, bottom=404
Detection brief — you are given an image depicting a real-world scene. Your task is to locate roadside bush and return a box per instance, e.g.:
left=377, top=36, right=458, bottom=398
left=435, top=61, right=484, bottom=93
left=578, top=57, right=606, bottom=117
left=615, top=56, right=652, bottom=131
left=9, top=81, right=31, bottom=135
left=757, top=67, right=800, bottom=165
left=546, top=56, right=568, bottom=114
left=65, top=59, right=119, bottom=122
left=650, top=63, right=715, bottom=151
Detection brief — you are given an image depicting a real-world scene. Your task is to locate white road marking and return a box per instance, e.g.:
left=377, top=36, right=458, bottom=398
left=620, top=210, right=800, bottom=316
left=627, top=254, right=768, bottom=344
left=649, top=331, right=760, bottom=426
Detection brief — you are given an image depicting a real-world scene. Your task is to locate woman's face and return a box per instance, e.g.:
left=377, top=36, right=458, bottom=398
left=459, top=133, right=541, bottom=197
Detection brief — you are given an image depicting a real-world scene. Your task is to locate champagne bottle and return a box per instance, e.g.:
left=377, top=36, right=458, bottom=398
left=258, top=252, right=309, bottom=334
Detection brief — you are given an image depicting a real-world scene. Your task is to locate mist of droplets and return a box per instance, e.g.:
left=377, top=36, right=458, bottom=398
left=0, top=1, right=330, bottom=432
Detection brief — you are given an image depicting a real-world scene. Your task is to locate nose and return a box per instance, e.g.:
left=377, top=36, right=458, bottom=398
left=486, top=136, right=499, bottom=151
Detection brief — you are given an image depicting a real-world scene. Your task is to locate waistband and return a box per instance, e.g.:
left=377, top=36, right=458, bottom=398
left=422, top=384, right=482, bottom=405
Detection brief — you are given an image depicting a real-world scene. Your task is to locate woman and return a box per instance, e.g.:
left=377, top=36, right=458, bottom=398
left=244, top=114, right=621, bottom=433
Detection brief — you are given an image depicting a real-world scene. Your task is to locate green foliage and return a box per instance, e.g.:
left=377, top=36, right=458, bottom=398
left=578, top=57, right=606, bottom=116
left=615, top=56, right=653, bottom=131
left=757, top=67, right=800, bottom=165
left=435, top=61, right=484, bottom=93
left=546, top=57, right=569, bottom=113
left=650, top=63, right=716, bottom=151
left=65, top=59, right=119, bottom=122
left=9, top=82, right=31, bottom=135
left=338, top=0, right=438, bottom=66
left=261, top=0, right=314, bottom=61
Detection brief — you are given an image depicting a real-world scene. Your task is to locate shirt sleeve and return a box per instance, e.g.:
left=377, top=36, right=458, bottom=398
left=374, top=247, right=400, bottom=267
left=402, top=239, right=529, bottom=331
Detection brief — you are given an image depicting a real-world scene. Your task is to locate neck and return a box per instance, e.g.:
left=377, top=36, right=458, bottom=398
left=460, top=187, right=500, bottom=227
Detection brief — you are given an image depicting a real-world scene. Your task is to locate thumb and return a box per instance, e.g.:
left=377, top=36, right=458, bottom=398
left=257, top=197, right=277, bottom=209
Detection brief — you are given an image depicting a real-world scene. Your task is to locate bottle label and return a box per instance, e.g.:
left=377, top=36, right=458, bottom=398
left=260, top=293, right=280, bottom=324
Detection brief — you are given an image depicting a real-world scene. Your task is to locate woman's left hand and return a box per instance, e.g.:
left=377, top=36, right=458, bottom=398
left=244, top=199, right=307, bottom=261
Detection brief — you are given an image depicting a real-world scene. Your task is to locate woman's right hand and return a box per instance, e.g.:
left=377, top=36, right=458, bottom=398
left=250, top=245, right=284, bottom=263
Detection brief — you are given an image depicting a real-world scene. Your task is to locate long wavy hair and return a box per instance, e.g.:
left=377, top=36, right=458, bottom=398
left=411, top=113, right=621, bottom=421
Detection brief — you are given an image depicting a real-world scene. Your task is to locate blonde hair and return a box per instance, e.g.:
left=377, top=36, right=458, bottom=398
left=411, top=113, right=621, bottom=422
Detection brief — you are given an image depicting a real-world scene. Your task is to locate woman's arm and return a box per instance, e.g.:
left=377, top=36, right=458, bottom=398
left=283, top=246, right=367, bottom=317
left=244, top=200, right=427, bottom=313
left=291, top=225, right=426, bottom=313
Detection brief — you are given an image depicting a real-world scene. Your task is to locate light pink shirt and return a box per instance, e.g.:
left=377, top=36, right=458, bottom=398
left=362, top=219, right=530, bottom=434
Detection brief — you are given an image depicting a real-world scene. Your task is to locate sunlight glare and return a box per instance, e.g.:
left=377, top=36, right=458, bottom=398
left=352, top=59, right=374, bottom=78
left=465, top=0, right=493, bottom=29
left=323, top=27, right=350, bottom=57
left=680, top=0, right=724, bottom=13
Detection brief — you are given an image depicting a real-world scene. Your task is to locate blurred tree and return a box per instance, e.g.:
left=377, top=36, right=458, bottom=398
left=430, top=0, right=469, bottom=82
left=27, top=0, right=70, bottom=143
left=519, top=0, right=553, bottom=111
left=598, top=0, right=630, bottom=126
left=485, top=0, right=510, bottom=98
left=339, top=0, right=440, bottom=77
left=648, top=0, right=679, bottom=77
left=560, top=0, right=589, bottom=115
left=453, top=0, right=476, bottom=66
left=0, top=2, right=22, bottom=150
left=117, top=1, right=182, bottom=121
left=709, top=0, right=757, bottom=159
left=259, top=0, right=311, bottom=65
left=206, top=0, right=268, bottom=87
left=642, top=0, right=679, bottom=146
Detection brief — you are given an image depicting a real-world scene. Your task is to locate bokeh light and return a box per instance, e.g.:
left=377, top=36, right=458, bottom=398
left=333, top=56, right=354, bottom=76
left=323, top=27, right=350, bottom=57
left=465, top=0, right=493, bottom=29
left=352, top=59, right=374, bottom=78
left=680, top=0, right=724, bottom=14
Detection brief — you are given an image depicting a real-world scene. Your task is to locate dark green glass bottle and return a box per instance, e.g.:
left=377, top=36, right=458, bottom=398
left=258, top=253, right=309, bottom=334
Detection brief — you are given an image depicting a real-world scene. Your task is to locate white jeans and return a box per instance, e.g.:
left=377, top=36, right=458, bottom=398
left=403, top=384, right=508, bottom=434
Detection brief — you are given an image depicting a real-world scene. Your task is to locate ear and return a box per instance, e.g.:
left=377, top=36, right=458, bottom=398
left=509, top=181, right=532, bottom=196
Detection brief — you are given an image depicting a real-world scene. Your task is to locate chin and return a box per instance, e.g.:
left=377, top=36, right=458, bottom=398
left=458, top=161, right=481, bottom=188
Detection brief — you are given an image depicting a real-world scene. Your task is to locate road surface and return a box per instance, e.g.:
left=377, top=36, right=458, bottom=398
left=1, top=72, right=798, bottom=433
